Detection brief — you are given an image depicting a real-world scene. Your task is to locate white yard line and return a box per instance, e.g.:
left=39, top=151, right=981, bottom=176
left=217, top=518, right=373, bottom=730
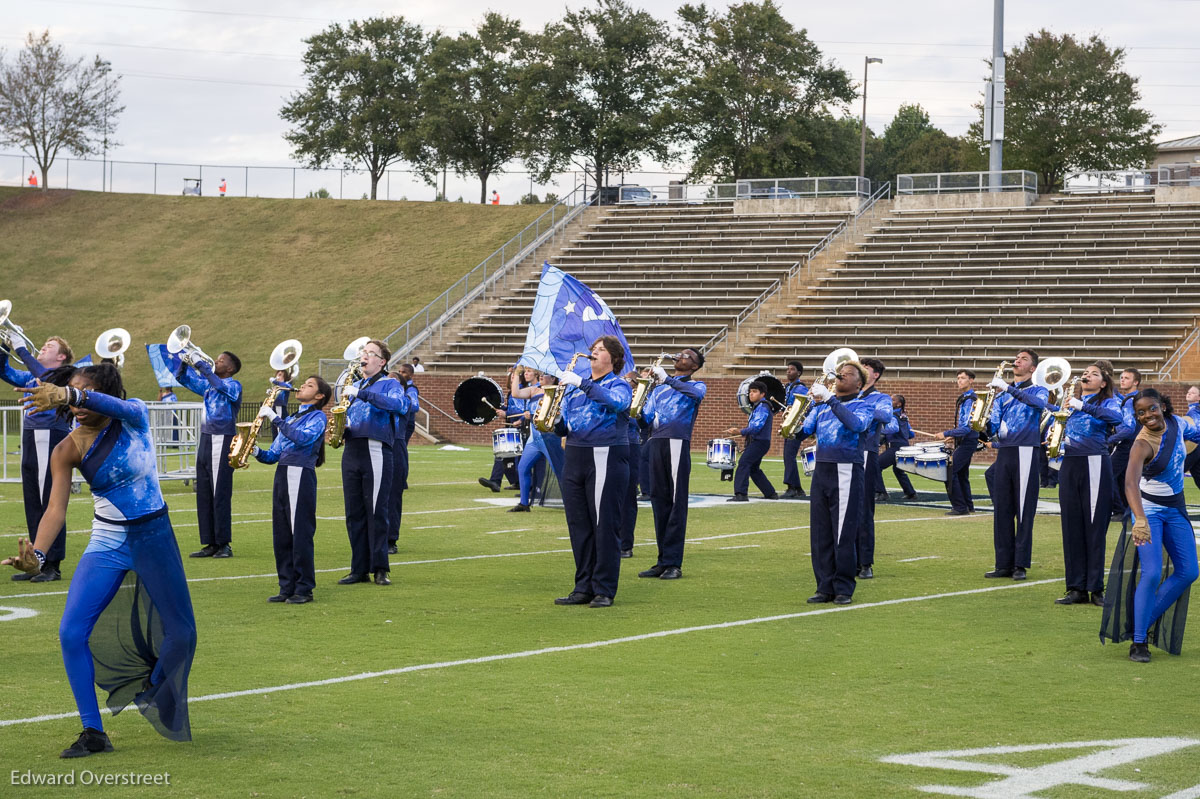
left=483, top=528, right=532, bottom=535
left=897, top=556, right=941, bottom=563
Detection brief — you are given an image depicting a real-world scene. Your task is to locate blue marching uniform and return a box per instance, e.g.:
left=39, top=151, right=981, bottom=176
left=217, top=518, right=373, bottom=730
left=175, top=360, right=242, bottom=550
left=1052, top=393, right=1121, bottom=595
left=488, top=392, right=523, bottom=487
left=1183, top=401, right=1200, bottom=490
left=878, top=408, right=916, bottom=498
left=734, top=400, right=777, bottom=498
left=387, top=378, right=420, bottom=548
left=342, top=373, right=408, bottom=577
left=559, top=371, right=632, bottom=601
left=255, top=405, right=327, bottom=598
left=619, top=415, right=640, bottom=552
left=781, top=379, right=809, bottom=495
left=0, top=346, right=71, bottom=575
left=988, top=379, right=1050, bottom=573
left=642, top=374, right=706, bottom=567
left=801, top=395, right=873, bottom=598
left=943, top=389, right=979, bottom=514
left=59, top=392, right=197, bottom=741
left=857, top=387, right=897, bottom=570
left=1107, top=392, right=1139, bottom=517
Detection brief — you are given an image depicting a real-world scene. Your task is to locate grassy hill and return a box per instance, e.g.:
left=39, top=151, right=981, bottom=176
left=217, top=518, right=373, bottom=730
left=0, top=187, right=546, bottom=398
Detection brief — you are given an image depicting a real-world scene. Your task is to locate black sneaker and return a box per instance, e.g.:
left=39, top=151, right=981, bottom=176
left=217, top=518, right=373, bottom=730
left=60, top=728, right=114, bottom=759
left=508, top=504, right=530, bottom=513
left=478, top=477, right=501, bottom=493
left=286, top=593, right=313, bottom=604
left=189, top=544, right=218, bottom=558
left=30, top=567, right=61, bottom=582
left=387, top=544, right=398, bottom=554
left=212, top=544, right=233, bottom=559
left=11, top=571, right=34, bottom=581
left=1129, top=642, right=1151, bottom=663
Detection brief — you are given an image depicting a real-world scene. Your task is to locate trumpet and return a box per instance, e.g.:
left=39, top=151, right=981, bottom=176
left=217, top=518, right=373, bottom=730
left=94, top=327, right=131, bottom=368
left=629, top=353, right=677, bottom=418
left=968, top=360, right=1013, bottom=434
left=228, top=339, right=304, bottom=469
left=0, top=299, right=37, bottom=355
left=533, top=353, right=592, bottom=433
left=785, top=347, right=858, bottom=434
left=167, top=324, right=216, bottom=371
left=325, top=336, right=370, bottom=449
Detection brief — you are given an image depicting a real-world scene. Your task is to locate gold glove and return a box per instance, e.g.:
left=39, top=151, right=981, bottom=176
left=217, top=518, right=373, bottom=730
left=21, top=382, right=83, bottom=413
left=1, top=537, right=44, bottom=575
left=1131, top=517, right=1151, bottom=546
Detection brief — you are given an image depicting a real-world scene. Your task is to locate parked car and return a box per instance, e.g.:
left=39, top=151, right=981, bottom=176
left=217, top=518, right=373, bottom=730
left=590, top=184, right=658, bottom=205
left=747, top=186, right=800, bottom=199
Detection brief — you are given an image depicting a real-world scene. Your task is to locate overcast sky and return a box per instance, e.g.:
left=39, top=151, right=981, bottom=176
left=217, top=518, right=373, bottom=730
left=2, top=0, right=1197, bottom=201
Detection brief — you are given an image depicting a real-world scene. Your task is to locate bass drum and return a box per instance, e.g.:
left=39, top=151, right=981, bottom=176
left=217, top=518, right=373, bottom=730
left=453, top=376, right=504, bottom=425
left=736, top=372, right=786, bottom=414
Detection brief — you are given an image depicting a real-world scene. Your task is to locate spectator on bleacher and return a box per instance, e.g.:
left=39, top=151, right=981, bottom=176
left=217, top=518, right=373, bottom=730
left=1108, top=368, right=1142, bottom=519
left=1183, top=385, right=1200, bottom=490
left=855, top=357, right=898, bottom=581
left=478, top=367, right=523, bottom=493
left=724, top=380, right=777, bottom=502
left=984, top=349, right=1050, bottom=582
left=942, top=370, right=979, bottom=516
left=411, top=356, right=425, bottom=373
left=780, top=360, right=809, bottom=500
left=878, top=395, right=917, bottom=501
left=638, top=347, right=706, bottom=580
left=800, top=360, right=872, bottom=605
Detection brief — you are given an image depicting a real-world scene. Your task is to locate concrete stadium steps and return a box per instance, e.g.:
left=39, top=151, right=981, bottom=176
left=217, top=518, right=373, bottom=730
left=425, top=202, right=851, bottom=372
left=725, top=194, right=1200, bottom=378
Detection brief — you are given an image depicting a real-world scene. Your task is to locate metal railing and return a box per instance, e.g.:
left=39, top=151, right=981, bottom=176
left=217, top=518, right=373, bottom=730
left=1062, top=170, right=1156, bottom=194
left=701, top=182, right=891, bottom=355
left=382, top=183, right=594, bottom=363
left=1158, top=163, right=1200, bottom=187
left=1155, top=325, right=1200, bottom=381
left=896, top=170, right=1037, bottom=194
left=617, top=182, right=738, bottom=204
left=613, top=176, right=873, bottom=205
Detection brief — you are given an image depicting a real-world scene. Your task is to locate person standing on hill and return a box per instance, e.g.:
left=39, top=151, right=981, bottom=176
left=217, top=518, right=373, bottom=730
left=491, top=190, right=500, bottom=205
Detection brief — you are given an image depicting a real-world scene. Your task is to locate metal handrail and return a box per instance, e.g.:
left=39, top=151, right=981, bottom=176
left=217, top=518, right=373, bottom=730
left=383, top=184, right=593, bottom=364
left=896, top=170, right=1037, bottom=195
left=1156, top=324, right=1200, bottom=380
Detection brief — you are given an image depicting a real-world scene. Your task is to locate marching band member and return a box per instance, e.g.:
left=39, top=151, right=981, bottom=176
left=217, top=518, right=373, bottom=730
left=1050, top=362, right=1121, bottom=606
left=639, top=348, right=706, bottom=579
left=0, top=334, right=74, bottom=581
left=724, top=380, right=778, bottom=501
left=338, top=340, right=408, bottom=587
left=1108, top=389, right=1200, bottom=662
left=985, top=349, right=1050, bottom=581
left=800, top=360, right=872, bottom=605
left=553, top=336, right=632, bottom=608
left=1184, top=385, right=1200, bottom=489
left=509, top=370, right=560, bottom=512
left=175, top=348, right=243, bottom=559
left=386, top=363, right=421, bottom=552
left=4, top=364, right=197, bottom=755
left=254, top=376, right=331, bottom=604
left=619, top=373, right=641, bottom=554
left=942, top=370, right=979, bottom=516
left=780, top=360, right=808, bottom=499
left=271, top=369, right=291, bottom=418
left=878, top=395, right=917, bottom=500
left=478, top=367, right=524, bottom=493
left=1107, top=368, right=1142, bottom=518
left=855, top=357, right=896, bottom=580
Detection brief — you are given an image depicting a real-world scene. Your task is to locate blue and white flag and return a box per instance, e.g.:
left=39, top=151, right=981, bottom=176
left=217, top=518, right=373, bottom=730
left=72, top=355, right=93, bottom=367
left=146, top=344, right=182, bottom=388
left=518, top=263, right=635, bottom=377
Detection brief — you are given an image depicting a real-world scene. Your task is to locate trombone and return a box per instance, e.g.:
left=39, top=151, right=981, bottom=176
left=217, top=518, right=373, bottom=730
left=95, top=327, right=131, bottom=368
left=0, top=299, right=37, bottom=355
left=228, top=339, right=303, bottom=469
left=167, top=324, right=216, bottom=370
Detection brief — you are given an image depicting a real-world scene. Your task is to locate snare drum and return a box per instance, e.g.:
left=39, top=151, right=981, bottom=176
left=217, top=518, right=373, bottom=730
left=707, top=438, right=736, bottom=470
left=802, top=445, right=817, bottom=475
left=492, top=428, right=524, bottom=459
left=915, top=452, right=949, bottom=482
left=896, top=446, right=924, bottom=475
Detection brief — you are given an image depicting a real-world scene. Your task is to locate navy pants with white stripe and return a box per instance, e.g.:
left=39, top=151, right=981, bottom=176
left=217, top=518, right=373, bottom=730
left=1109, top=440, right=1132, bottom=517
left=991, top=446, right=1039, bottom=571
left=195, top=432, right=234, bottom=547
left=810, top=461, right=863, bottom=597
left=388, top=438, right=408, bottom=546
left=22, top=427, right=68, bottom=565
left=782, top=436, right=806, bottom=492
left=648, top=437, right=691, bottom=568
left=342, top=436, right=392, bottom=575
left=272, top=465, right=317, bottom=596
left=946, top=440, right=977, bottom=513
left=619, top=436, right=640, bottom=551
left=858, top=450, right=880, bottom=567
left=562, top=443, right=628, bottom=600
left=1058, top=454, right=1112, bottom=593
left=734, top=438, right=775, bottom=497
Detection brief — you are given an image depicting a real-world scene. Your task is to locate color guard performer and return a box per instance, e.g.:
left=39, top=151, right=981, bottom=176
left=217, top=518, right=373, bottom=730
left=638, top=347, right=706, bottom=579
left=942, top=369, right=979, bottom=516
left=508, top=370, right=561, bottom=512
left=780, top=360, right=808, bottom=499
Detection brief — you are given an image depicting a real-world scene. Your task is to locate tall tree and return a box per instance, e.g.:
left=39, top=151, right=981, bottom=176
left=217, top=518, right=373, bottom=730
left=974, top=30, right=1161, bottom=192
left=672, top=1, right=855, bottom=181
left=0, top=31, right=123, bottom=190
left=528, top=0, right=674, bottom=192
left=281, top=17, right=428, bottom=200
left=420, top=14, right=534, bottom=204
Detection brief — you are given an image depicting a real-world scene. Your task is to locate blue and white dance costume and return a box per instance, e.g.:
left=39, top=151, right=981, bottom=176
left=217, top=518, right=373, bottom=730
left=60, top=392, right=196, bottom=740
left=942, top=389, right=979, bottom=514
left=878, top=407, right=916, bottom=498
left=801, top=395, right=873, bottom=598
left=0, top=346, right=71, bottom=570
left=175, top=359, right=242, bottom=549
left=342, top=372, right=407, bottom=575
left=857, top=387, right=898, bottom=569
left=781, top=379, right=809, bottom=494
left=1050, top=393, right=1121, bottom=594
left=734, top=400, right=776, bottom=498
left=387, top=379, right=419, bottom=548
left=1107, top=392, right=1139, bottom=517
left=642, top=374, right=706, bottom=567
left=558, top=371, right=631, bottom=600
left=254, top=405, right=327, bottom=597
left=988, top=379, right=1050, bottom=572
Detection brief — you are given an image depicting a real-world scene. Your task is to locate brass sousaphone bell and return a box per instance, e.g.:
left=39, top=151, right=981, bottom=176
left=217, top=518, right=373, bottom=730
left=94, top=327, right=131, bottom=368
left=0, top=299, right=37, bottom=354
left=166, top=324, right=216, bottom=370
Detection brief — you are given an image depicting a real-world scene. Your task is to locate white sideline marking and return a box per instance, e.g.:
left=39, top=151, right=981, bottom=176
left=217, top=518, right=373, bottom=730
left=483, top=528, right=531, bottom=535
left=412, top=525, right=456, bottom=530
left=0, top=606, right=38, bottom=621
left=720, top=545, right=760, bottom=550
left=0, top=578, right=1058, bottom=728
left=898, top=556, right=940, bottom=563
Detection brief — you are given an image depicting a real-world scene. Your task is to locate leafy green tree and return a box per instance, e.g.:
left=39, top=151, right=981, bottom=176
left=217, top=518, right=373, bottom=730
left=281, top=17, right=428, bottom=200
left=0, top=31, right=123, bottom=189
left=420, top=14, right=535, bottom=204
left=527, top=0, right=674, bottom=192
left=972, top=30, right=1160, bottom=192
left=671, top=1, right=855, bottom=181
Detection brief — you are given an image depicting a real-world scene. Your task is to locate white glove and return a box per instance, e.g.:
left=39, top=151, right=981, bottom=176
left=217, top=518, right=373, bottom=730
left=257, top=406, right=278, bottom=422
left=809, top=383, right=832, bottom=402
left=1067, top=397, right=1084, bottom=411
left=988, top=376, right=1009, bottom=391
left=343, top=384, right=360, bottom=399
left=557, top=370, right=583, bottom=388
left=651, top=366, right=668, bottom=382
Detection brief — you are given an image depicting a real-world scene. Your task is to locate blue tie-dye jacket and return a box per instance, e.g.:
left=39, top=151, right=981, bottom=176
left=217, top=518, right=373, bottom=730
left=176, top=360, right=243, bottom=436
left=561, top=371, right=632, bottom=447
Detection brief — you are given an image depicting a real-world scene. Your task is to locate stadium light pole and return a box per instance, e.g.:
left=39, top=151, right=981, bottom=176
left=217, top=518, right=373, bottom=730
left=987, top=0, right=1005, bottom=190
left=859, top=57, right=883, bottom=179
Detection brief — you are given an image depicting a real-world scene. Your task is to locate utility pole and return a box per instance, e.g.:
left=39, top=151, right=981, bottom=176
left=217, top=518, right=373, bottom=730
left=985, top=0, right=1005, bottom=190
left=98, top=59, right=112, bottom=192
left=859, top=57, right=882, bottom=179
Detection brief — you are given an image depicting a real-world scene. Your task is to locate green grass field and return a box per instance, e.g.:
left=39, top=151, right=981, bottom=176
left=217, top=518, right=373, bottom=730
left=1, top=449, right=1199, bottom=798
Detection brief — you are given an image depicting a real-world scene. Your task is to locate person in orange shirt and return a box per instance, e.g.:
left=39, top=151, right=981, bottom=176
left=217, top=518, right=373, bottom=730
left=219, top=178, right=227, bottom=198
left=491, top=190, right=499, bottom=205
left=28, top=171, right=38, bottom=188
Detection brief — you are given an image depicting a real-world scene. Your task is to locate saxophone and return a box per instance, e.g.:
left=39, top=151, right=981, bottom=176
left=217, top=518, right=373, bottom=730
left=1046, top=377, right=1081, bottom=458
left=325, top=362, right=363, bottom=449
left=533, top=353, right=592, bottom=433
left=228, top=383, right=287, bottom=469
left=968, top=361, right=1013, bottom=434
left=629, top=353, right=675, bottom=418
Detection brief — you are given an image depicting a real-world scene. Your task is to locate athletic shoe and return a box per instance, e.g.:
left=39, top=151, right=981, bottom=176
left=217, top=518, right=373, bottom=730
left=212, top=544, right=233, bottom=559
left=1129, top=642, right=1151, bottom=663
left=60, top=728, right=113, bottom=759
left=30, top=568, right=61, bottom=582
left=189, top=544, right=218, bottom=558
